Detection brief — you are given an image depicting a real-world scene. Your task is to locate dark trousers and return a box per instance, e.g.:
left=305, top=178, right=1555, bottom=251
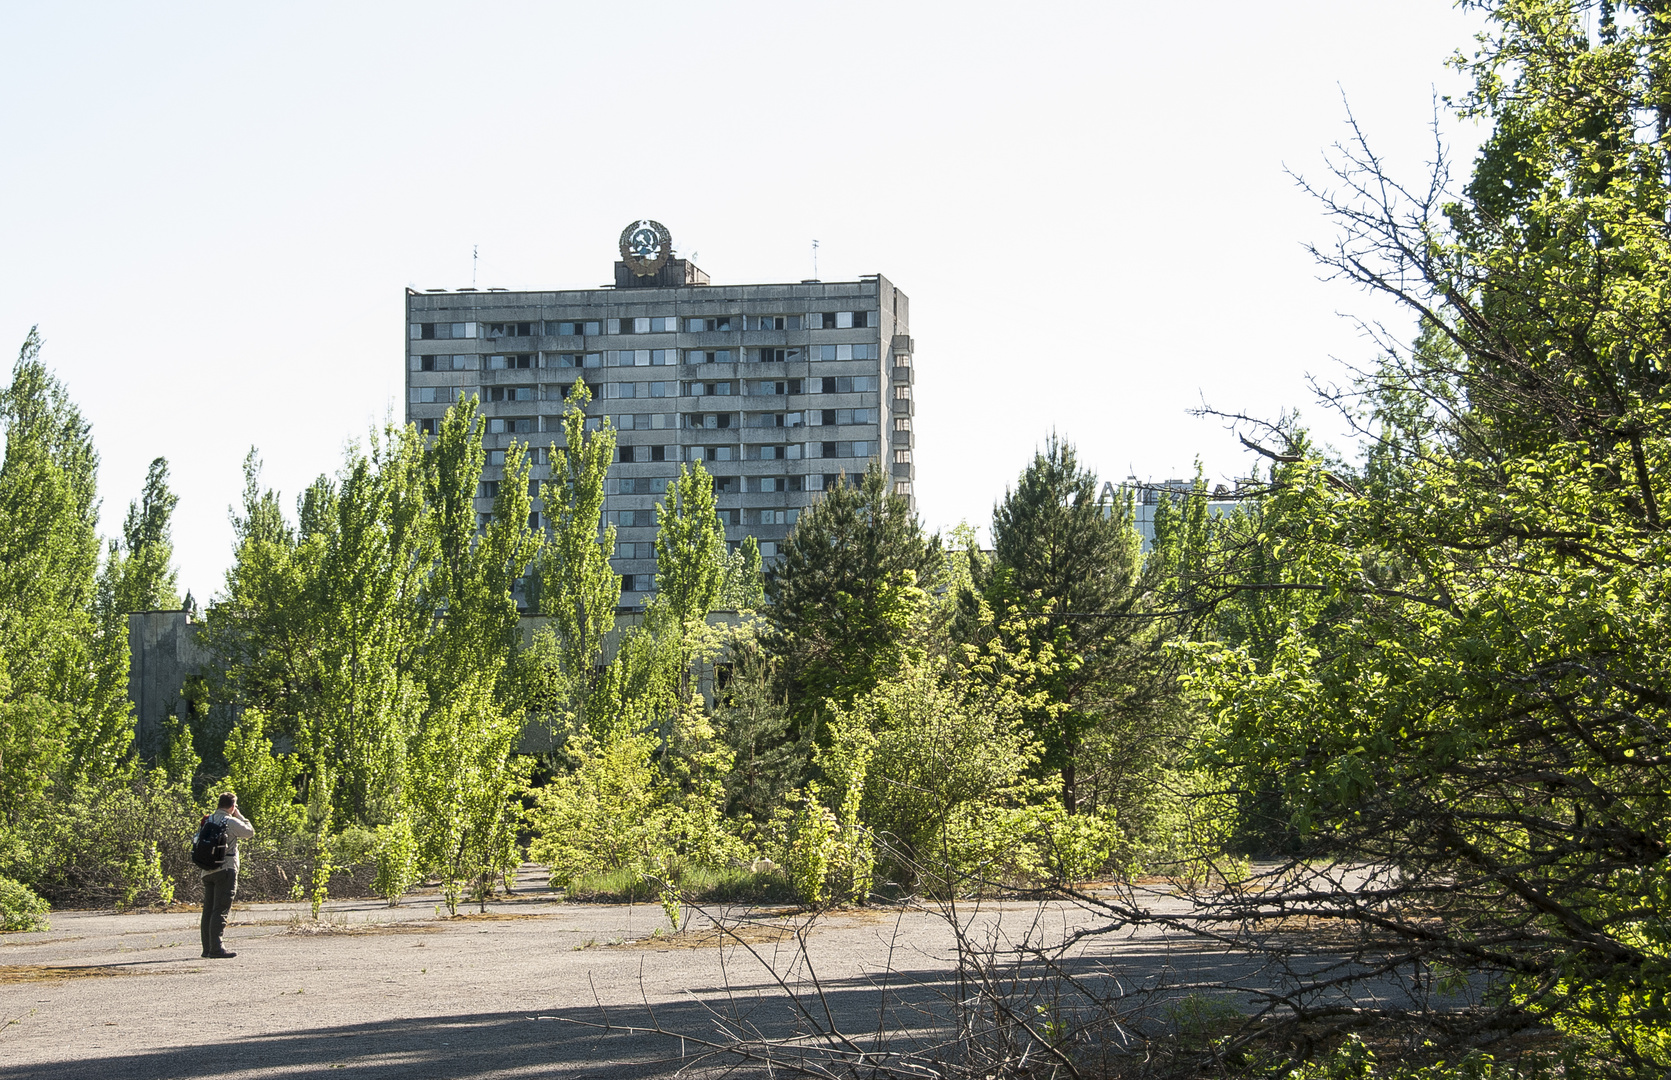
left=201, top=867, right=237, bottom=955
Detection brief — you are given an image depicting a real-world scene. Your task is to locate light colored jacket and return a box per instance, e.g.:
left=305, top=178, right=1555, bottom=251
left=200, top=809, right=255, bottom=878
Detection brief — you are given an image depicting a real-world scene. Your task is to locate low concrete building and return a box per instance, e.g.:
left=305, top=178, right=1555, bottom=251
left=127, top=609, right=213, bottom=758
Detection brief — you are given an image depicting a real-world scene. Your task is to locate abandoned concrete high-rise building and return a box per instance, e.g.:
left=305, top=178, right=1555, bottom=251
left=404, top=220, right=917, bottom=608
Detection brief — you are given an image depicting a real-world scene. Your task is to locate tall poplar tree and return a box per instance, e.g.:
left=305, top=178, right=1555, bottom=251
left=0, top=329, right=127, bottom=771
left=528, top=379, right=621, bottom=734
left=100, top=457, right=181, bottom=615
left=409, top=400, right=539, bottom=902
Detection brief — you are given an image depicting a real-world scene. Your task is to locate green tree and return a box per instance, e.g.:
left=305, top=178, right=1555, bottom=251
left=289, top=427, right=434, bottom=825
left=0, top=331, right=196, bottom=906
left=652, top=461, right=727, bottom=629
left=1175, top=4, right=1671, bottom=1073
left=408, top=401, right=539, bottom=906
left=713, top=639, right=803, bottom=824
left=0, top=329, right=127, bottom=773
left=93, top=456, right=184, bottom=758
left=222, top=707, right=304, bottom=838
left=718, top=535, right=765, bottom=610
left=528, top=379, right=620, bottom=736
left=971, top=435, right=1160, bottom=817
left=766, top=463, right=942, bottom=748
left=101, top=456, right=181, bottom=615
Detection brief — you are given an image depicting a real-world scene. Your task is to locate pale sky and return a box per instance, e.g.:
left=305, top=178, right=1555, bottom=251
left=0, top=1, right=1486, bottom=600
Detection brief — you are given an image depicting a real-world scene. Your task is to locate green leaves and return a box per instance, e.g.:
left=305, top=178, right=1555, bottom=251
left=203, top=399, right=541, bottom=906
left=529, top=379, right=620, bottom=734
left=766, top=462, right=942, bottom=747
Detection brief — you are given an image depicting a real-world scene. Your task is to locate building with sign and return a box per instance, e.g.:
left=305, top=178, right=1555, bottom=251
left=405, top=221, right=917, bottom=608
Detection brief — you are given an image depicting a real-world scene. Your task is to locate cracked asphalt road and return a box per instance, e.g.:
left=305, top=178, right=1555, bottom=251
left=0, top=866, right=1435, bottom=1079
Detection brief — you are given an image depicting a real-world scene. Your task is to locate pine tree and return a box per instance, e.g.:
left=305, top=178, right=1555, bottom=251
left=975, top=434, right=1148, bottom=814
left=766, top=462, right=941, bottom=746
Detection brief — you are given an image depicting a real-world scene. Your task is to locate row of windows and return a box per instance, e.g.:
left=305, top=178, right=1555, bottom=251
left=540, top=344, right=883, bottom=368
left=413, top=311, right=878, bottom=341
left=413, top=375, right=882, bottom=404
left=603, top=376, right=882, bottom=399
left=482, top=469, right=896, bottom=501
left=484, top=469, right=894, bottom=503
left=743, top=408, right=877, bottom=428
left=608, top=411, right=904, bottom=433
left=425, top=410, right=901, bottom=445
left=420, top=344, right=883, bottom=372
left=612, top=441, right=874, bottom=463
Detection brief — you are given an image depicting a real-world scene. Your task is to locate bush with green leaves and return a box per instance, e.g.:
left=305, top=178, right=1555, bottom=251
left=528, top=723, right=746, bottom=892
left=761, top=781, right=873, bottom=908
left=222, top=707, right=304, bottom=839
left=828, top=601, right=1129, bottom=893
left=0, top=874, right=48, bottom=932
left=372, top=810, right=421, bottom=905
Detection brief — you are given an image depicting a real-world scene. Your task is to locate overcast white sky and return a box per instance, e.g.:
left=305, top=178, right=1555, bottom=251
left=0, top=1, right=1487, bottom=600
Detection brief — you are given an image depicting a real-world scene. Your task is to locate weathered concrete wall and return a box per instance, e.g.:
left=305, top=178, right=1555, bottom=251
left=128, top=609, right=749, bottom=760
left=127, top=609, right=214, bottom=759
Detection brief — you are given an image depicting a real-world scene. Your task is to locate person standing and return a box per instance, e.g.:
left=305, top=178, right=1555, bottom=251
left=200, top=792, right=254, bottom=959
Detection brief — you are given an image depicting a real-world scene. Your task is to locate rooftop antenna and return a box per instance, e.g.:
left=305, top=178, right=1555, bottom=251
left=812, top=239, right=820, bottom=279
left=472, top=244, right=478, bottom=287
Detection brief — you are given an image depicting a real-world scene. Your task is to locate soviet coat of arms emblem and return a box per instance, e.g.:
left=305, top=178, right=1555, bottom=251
left=619, top=219, right=672, bottom=276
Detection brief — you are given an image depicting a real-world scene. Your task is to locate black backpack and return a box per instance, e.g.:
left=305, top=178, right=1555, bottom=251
left=191, top=814, right=228, bottom=871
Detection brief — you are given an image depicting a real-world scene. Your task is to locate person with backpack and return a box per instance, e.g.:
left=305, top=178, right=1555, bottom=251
left=194, top=792, right=254, bottom=959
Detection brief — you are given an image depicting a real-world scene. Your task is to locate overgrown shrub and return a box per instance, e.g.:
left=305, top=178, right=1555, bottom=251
left=0, top=874, right=49, bottom=931
left=372, top=811, right=422, bottom=904
left=14, top=768, right=197, bottom=907
left=528, top=728, right=746, bottom=891
left=222, top=707, right=304, bottom=838
left=832, top=646, right=1124, bottom=893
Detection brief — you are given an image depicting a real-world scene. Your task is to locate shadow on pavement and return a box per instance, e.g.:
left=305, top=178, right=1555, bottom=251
left=9, top=929, right=1464, bottom=1079
left=13, top=1008, right=716, bottom=1080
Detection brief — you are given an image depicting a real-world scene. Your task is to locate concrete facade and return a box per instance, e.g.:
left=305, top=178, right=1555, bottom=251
left=405, top=241, right=916, bottom=609
left=126, top=609, right=212, bottom=757
left=1117, top=478, right=1249, bottom=551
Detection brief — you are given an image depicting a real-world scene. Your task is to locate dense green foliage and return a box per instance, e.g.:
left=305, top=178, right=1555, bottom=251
left=0, top=330, right=196, bottom=908
left=964, top=438, right=1198, bottom=858
left=0, top=873, right=49, bottom=931
left=765, top=464, right=943, bottom=744
left=203, top=395, right=539, bottom=911
left=1166, top=2, right=1671, bottom=1074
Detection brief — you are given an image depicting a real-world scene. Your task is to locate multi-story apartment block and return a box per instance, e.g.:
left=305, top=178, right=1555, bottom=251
left=405, top=220, right=917, bottom=608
